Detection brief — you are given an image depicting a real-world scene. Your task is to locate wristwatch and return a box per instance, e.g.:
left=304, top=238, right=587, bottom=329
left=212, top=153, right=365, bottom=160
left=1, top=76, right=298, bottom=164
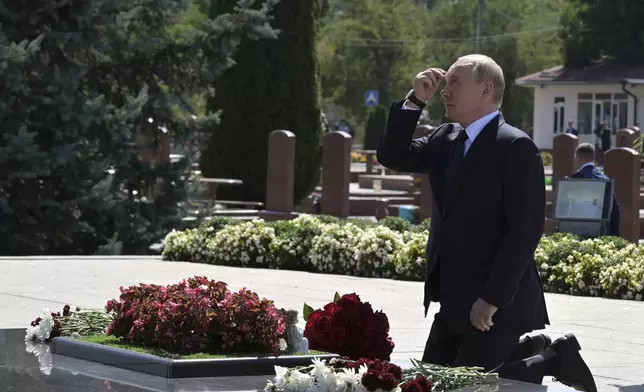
left=405, top=89, right=426, bottom=109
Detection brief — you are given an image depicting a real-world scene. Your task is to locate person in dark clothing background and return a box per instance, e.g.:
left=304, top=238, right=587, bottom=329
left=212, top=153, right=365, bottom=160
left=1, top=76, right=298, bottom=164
left=565, top=119, right=578, bottom=135
left=572, top=143, right=621, bottom=236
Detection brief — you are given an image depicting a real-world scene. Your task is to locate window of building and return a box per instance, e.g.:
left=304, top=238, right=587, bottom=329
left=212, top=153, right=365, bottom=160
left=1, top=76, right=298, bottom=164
left=577, top=92, right=628, bottom=135
left=553, top=97, right=565, bottom=134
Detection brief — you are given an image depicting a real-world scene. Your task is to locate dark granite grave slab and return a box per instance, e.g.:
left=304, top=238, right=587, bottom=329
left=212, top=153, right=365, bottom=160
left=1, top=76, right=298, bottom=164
left=51, top=336, right=338, bottom=378
left=0, top=328, right=576, bottom=391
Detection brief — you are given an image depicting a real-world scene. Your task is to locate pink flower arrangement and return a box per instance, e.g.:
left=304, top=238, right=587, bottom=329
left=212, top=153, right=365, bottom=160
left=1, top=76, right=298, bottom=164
left=105, top=276, right=285, bottom=355
left=217, top=288, right=286, bottom=353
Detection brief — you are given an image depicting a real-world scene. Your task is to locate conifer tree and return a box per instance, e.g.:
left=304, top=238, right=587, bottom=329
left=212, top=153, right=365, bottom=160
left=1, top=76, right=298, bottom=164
left=201, top=0, right=323, bottom=203
left=0, top=0, right=278, bottom=255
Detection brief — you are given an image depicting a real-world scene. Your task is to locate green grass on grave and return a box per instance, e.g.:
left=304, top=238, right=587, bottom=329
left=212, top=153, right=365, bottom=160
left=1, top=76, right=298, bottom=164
left=78, top=334, right=327, bottom=360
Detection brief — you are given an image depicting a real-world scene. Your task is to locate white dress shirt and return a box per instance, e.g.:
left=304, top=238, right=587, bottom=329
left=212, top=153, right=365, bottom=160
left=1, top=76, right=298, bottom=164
left=460, top=110, right=500, bottom=155
left=402, top=102, right=499, bottom=155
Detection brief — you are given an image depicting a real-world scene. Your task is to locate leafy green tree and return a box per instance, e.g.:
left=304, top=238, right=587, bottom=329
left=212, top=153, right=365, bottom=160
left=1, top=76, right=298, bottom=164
left=0, top=0, right=278, bottom=255
left=318, top=0, right=431, bottom=123
left=560, top=0, right=644, bottom=67
left=421, top=0, right=562, bottom=129
left=201, top=0, right=323, bottom=203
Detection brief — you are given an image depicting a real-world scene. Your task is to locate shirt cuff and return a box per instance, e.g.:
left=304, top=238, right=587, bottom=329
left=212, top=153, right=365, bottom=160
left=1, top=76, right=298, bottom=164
left=402, top=100, right=422, bottom=111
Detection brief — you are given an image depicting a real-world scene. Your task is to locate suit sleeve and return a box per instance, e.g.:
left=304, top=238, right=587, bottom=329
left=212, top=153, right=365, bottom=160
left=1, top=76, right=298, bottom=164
left=481, top=137, right=546, bottom=309
left=376, top=101, right=434, bottom=174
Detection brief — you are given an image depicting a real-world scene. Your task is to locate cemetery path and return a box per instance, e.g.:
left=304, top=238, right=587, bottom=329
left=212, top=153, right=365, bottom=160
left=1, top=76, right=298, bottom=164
left=0, top=257, right=642, bottom=392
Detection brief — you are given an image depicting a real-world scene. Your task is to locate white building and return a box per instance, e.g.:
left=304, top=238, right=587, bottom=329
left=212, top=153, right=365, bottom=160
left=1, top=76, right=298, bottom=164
left=516, top=62, right=644, bottom=149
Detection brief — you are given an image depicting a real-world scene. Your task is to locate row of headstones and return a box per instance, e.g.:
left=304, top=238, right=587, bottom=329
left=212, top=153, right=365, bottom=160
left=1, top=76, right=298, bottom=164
left=551, top=129, right=640, bottom=242
left=259, top=130, right=354, bottom=220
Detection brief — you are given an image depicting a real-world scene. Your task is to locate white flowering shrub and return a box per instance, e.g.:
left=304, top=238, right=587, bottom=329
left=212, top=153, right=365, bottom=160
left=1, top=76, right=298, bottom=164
left=600, top=244, right=644, bottom=300
left=268, top=215, right=325, bottom=271
left=351, top=225, right=402, bottom=278
left=537, top=234, right=635, bottom=297
left=537, top=234, right=593, bottom=293
left=393, top=230, right=428, bottom=281
left=160, top=214, right=644, bottom=302
left=162, top=217, right=239, bottom=262
left=564, top=251, right=608, bottom=297
left=206, top=219, right=276, bottom=267
left=162, top=229, right=198, bottom=261
left=378, top=216, right=413, bottom=233
left=309, top=223, right=363, bottom=274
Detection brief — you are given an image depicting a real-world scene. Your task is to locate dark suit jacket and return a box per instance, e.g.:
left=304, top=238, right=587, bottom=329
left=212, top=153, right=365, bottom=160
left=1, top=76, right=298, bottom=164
left=571, top=165, right=621, bottom=236
left=566, top=128, right=578, bottom=136
left=377, top=102, right=549, bottom=336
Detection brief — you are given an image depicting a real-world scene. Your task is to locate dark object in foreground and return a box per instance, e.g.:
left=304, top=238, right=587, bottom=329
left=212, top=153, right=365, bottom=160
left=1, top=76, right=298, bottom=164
left=52, top=337, right=338, bottom=378
left=549, top=334, right=598, bottom=392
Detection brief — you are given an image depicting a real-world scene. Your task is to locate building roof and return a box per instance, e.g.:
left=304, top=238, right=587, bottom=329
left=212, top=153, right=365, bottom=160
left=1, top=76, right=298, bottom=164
left=516, top=62, right=644, bottom=86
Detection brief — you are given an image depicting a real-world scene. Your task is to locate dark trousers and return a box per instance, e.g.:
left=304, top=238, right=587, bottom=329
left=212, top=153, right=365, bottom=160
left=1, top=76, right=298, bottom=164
left=422, top=312, right=546, bottom=384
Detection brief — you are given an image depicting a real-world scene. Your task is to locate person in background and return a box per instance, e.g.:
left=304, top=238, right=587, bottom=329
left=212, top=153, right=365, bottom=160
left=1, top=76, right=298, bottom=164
left=572, top=143, right=621, bottom=236
left=337, top=119, right=353, bottom=138
left=600, top=127, right=612, bottom=153
left=565, top=119, right=578, bottom=136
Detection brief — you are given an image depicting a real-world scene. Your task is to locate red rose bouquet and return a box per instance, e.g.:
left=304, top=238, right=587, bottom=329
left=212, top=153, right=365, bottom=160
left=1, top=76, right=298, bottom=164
left=303, top=292, right=394, bottom=360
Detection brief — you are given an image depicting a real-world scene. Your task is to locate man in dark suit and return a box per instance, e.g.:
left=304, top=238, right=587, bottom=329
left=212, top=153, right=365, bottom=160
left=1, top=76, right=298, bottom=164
left=566, top=119, right=579, bottom=136
left=377, top=54, right=596, bottom=391
left=572, top=143, right=621, bottom=236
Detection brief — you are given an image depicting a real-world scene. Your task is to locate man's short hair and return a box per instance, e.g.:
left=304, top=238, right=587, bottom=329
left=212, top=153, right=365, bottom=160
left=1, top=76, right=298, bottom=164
left=456, top=54, right=505, bottom=107
left=575, top=143, right=595, bottom=161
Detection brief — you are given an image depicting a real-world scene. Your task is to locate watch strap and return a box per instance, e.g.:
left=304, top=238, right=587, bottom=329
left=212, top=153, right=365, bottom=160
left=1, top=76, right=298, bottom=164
left=405, top=89, right=426, bottom=109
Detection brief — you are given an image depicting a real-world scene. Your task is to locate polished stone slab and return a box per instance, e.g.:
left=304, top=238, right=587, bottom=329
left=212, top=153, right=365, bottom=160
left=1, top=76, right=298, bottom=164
left=51, top=335, right=337, bottom=378
left=0, top=329, right=577, bottom=391
left=0, top=257, right=633, bottom=391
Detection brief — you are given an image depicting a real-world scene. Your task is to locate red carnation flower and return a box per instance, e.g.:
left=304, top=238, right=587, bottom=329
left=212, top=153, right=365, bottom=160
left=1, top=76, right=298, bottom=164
left=361, top=370, right=381, bottom=391
left=378, top=371, right=398, bottom=391
left=401, top=376, right=433, bottom=392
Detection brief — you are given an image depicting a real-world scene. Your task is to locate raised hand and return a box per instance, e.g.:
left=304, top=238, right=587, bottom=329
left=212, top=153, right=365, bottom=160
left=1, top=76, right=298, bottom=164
left=413, top=68, right=446, bottom=102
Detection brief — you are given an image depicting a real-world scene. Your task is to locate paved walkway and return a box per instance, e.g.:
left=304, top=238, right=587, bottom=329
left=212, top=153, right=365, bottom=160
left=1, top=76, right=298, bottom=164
left=1, top=257, right=642, bottom=391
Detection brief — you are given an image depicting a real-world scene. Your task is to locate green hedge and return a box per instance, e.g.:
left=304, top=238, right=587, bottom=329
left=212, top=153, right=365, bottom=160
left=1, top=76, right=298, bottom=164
left=162, top=216, right=644, bottom=301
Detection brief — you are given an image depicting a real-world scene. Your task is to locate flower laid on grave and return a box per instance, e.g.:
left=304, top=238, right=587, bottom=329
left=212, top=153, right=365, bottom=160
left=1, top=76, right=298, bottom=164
left=265, top=357, right=498, bottom=392
left=26, top=305, right=112, bottom=343
left=303, top=293, right=394, bottom=361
